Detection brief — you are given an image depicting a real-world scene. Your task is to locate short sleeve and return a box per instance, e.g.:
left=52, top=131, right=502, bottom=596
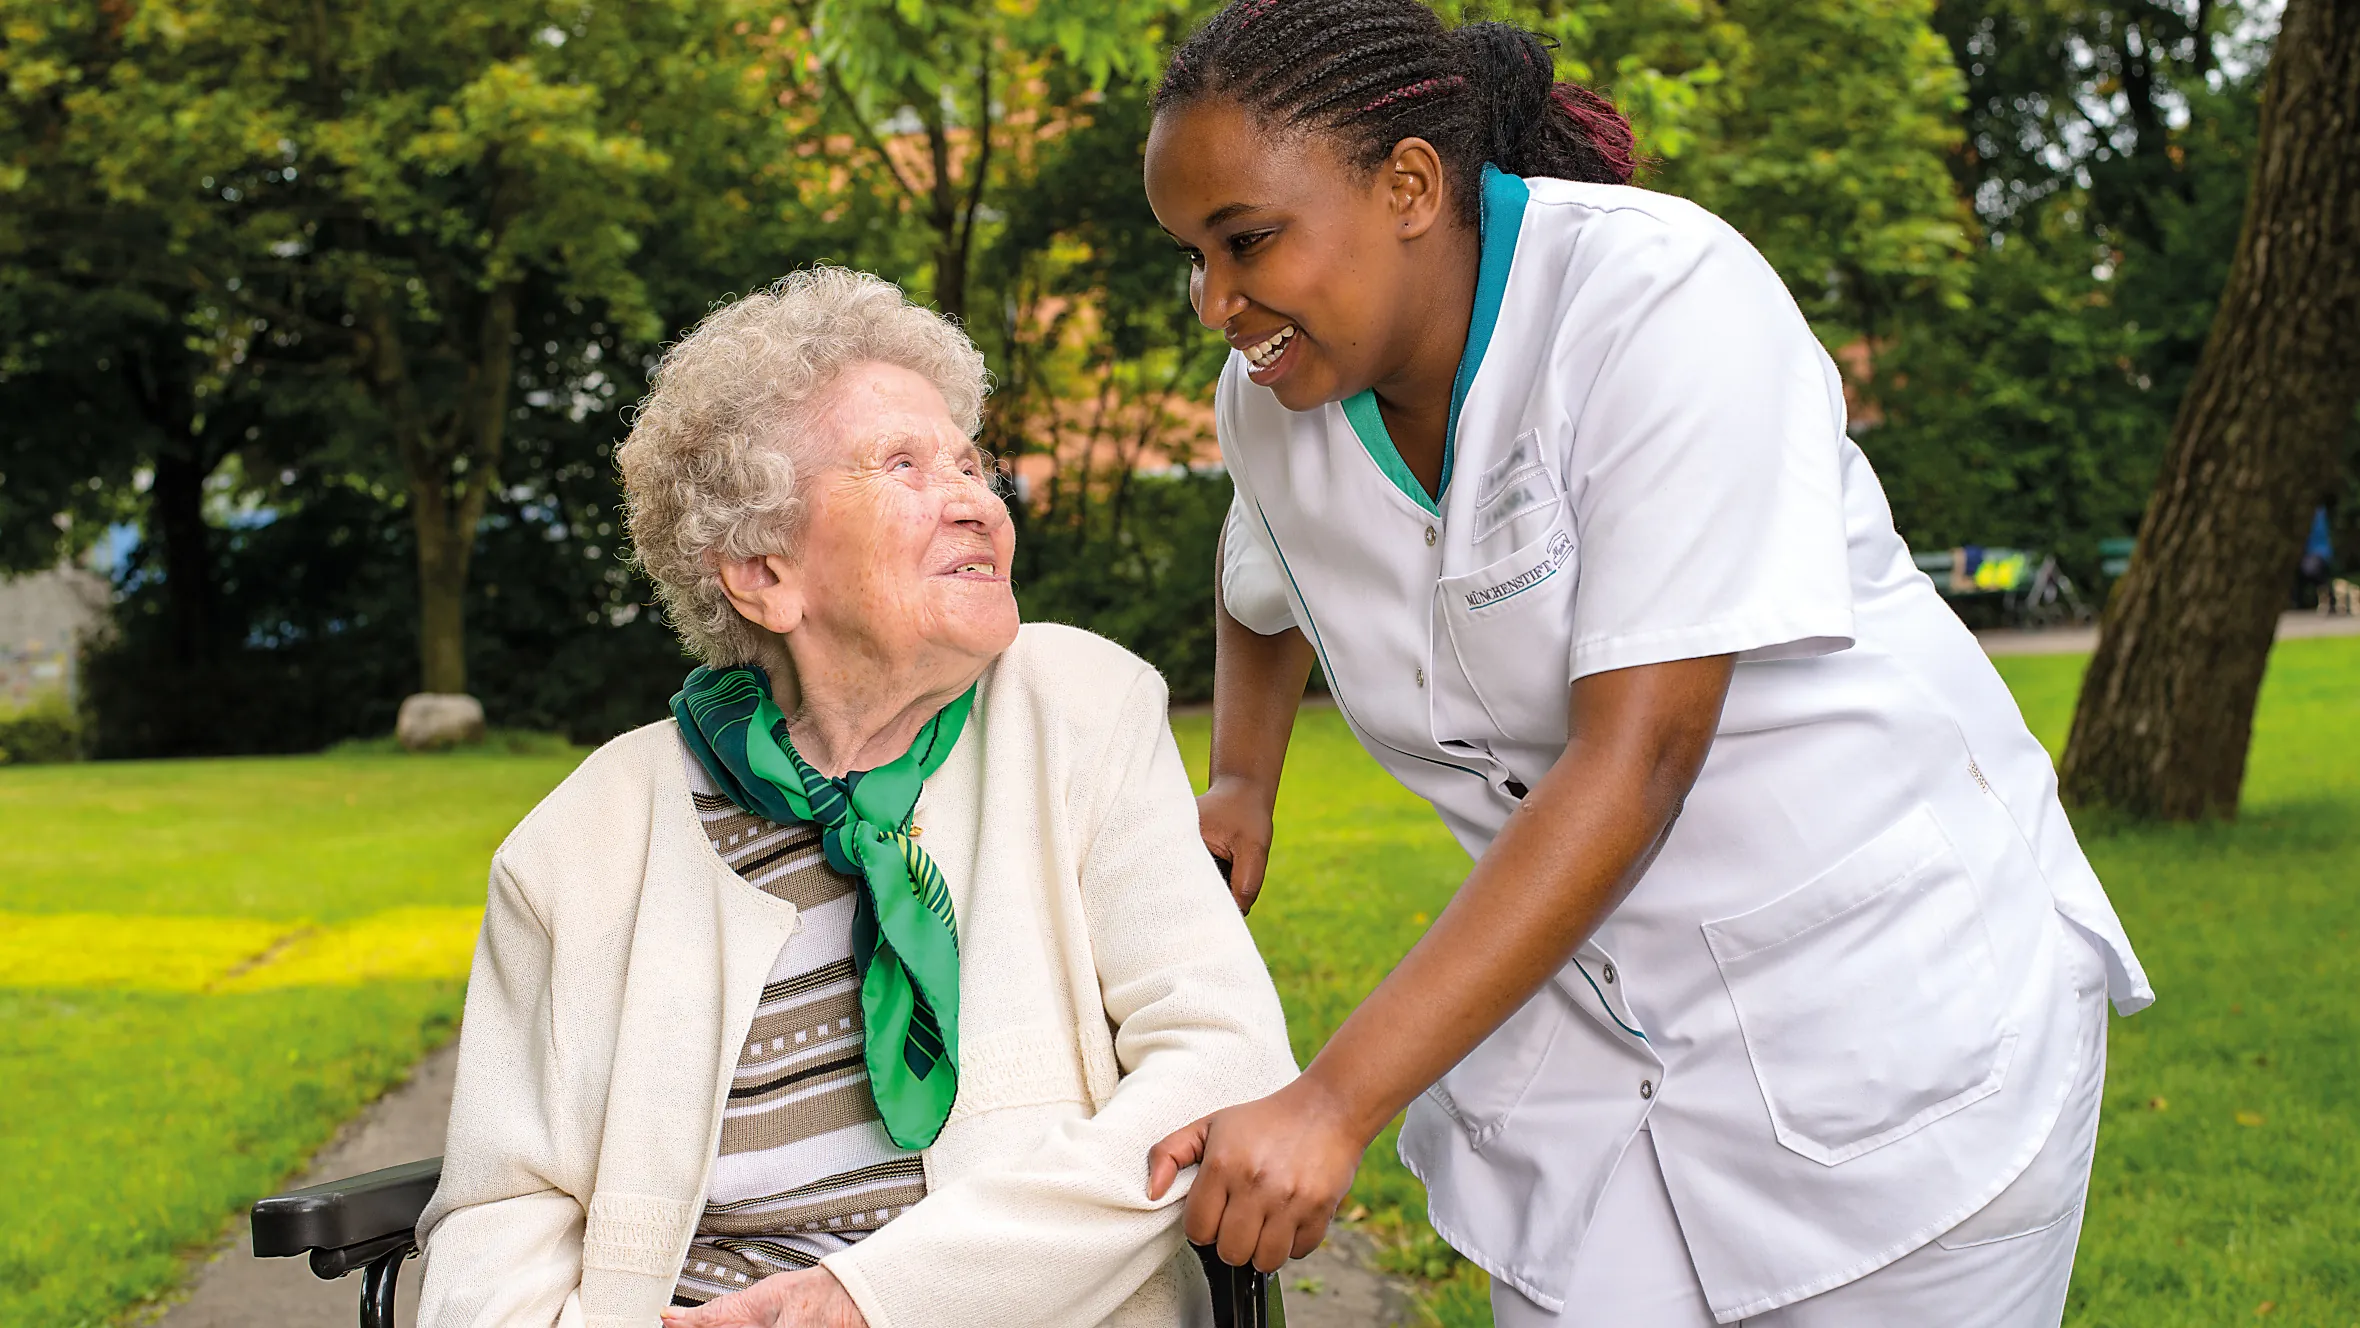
left=1561, top=218, right=1855, bottom=680
left=1220, top=496, right=1297, bottom=635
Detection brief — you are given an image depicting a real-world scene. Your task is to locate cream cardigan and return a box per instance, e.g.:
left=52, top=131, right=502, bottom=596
left=415, top=624, right=1298, bottom=1328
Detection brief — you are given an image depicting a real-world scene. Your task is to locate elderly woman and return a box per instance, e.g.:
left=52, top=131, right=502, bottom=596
left=414, top=267, right=1297, bottom=1328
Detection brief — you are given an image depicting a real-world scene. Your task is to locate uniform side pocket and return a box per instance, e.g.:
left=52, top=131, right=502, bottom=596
left=1424, top=979, right=1576, bottom=1149
left=1704, top=805, right=2017, bottom=1166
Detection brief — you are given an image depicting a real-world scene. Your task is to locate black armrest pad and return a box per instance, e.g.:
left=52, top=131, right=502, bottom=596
left=252, top=1157, right=444, bottom=1258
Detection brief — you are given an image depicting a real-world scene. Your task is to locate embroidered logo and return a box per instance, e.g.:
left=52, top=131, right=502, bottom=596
left=1464, top=532, right=1575, bottom=610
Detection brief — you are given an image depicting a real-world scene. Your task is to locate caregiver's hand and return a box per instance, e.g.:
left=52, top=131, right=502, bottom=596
left=1148, top=1076, right=1366, bottom=1271
left=658, top=1267, right=867, bottom=1328
left=1201, top=530, right=1319, bottom=914
left=1197, top=776, right=1277, bottom=913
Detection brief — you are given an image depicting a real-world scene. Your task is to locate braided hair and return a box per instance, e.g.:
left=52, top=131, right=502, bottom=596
left=1155, top=0, right=1637, bottom=223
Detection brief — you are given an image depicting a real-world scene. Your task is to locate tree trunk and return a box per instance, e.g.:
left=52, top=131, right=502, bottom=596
left=414, top=505, right=471, bottom=695
left=934, top=225, right=968, bottom=325
left=370, top=282, right=518, bottom=697
left=2058, top=0, right=2360, bottom=820
left=124, top=338, right=221, bottom=668
left=149, top=436, right=217, bottom=667
left=922, top=103, right=968, bottom=323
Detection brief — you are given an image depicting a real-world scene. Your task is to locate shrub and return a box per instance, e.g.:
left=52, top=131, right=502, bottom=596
left=1014, top=471, right=1229, bottom=703
left=0, top=693, right=80, bottom=764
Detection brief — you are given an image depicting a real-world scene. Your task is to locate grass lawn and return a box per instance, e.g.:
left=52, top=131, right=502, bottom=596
left=0, top=742, right=585, bottom=1327
left=2000, top=640, right=2360, bottom=1328
left=2, top=638, right=2353, bottom=1326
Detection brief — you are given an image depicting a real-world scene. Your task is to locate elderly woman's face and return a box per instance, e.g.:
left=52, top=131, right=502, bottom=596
left=789, top=362, right=1018, bottom=673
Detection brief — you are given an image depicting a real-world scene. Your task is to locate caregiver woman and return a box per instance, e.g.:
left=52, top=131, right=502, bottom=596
left=1140, top=1, right=2154, bottom=1324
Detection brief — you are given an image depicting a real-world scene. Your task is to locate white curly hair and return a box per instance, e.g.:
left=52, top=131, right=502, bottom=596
left=619, top=267, right=989, bottom=666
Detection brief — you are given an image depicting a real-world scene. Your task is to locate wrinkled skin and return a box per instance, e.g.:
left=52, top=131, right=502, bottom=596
left=658, top=1266, right=867, bottom=1328
left=717, top=360, right=1018, bottom=777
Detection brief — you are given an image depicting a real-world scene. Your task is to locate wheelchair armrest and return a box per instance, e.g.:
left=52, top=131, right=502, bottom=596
left=252, top=1156, right=443, bottom=1268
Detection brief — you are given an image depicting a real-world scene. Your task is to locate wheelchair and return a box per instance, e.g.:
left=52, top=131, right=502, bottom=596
left=252, top=1157, right=1279, bottom=1327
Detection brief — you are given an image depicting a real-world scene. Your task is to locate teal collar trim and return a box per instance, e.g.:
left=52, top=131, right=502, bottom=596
left=1339, top=392, right=1426, bottom=508
left=1338, top=164, right=1531, bottom=517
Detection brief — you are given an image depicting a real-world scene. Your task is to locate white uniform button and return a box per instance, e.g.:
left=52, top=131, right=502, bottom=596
left=1424, top=525, right=1437, bottom=546
left=1640, top=1079, right=1655, bottom=1100
left=1415, top=667, right=1426, bottom=688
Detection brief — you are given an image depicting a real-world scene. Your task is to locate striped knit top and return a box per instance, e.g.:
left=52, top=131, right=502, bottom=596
left=671, top=738, right=928, bottom=1307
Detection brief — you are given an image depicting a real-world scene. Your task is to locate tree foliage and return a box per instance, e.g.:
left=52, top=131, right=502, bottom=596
left=1851, top=1, right=2281, bottom=585
left=0, top=0, right=2298, bottom=752
left=0, top=0, right=357, bottom=662
left=781, top=0, right=1175, bottom=320
left=2, top=0, right=837, bottom=703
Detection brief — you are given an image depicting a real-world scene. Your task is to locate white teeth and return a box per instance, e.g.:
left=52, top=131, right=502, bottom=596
left=956, top=563, right=991, bottom=575
left=1244, top=324, right=1295, bottom=369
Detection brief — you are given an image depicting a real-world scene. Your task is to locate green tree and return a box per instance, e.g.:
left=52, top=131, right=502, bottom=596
left=0, top=0, right=349, bottom=664
left=781, top=0, right=1175, bottom=321
left=1856, top=0, right=2271, bottom=583
left=2061, top=0, right=2360, bottom=819
left=970, top=58, right=1232, bottom=696
left=1641, top=0, right=1971, bottom=347
left=11, top=0, right=838, bottom=699
left=294, top=1, right=694, bottom=697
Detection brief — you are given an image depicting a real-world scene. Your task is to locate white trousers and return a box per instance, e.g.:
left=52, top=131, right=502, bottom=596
left=1493, top=948, right=2108, bottom=1327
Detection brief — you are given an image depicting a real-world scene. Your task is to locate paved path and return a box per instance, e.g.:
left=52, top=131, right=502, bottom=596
left=1279, top=1225, right=1419, bottom=1326
left=158, top=1042, right=456, bottom=1328
left=153, top=1039, right=1410, bottom=1327
left=1977, top=609, right=2360, bottom=656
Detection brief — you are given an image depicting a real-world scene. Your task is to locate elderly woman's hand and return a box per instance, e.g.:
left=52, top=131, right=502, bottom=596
left=658, top=1268, right=867, bottom=1328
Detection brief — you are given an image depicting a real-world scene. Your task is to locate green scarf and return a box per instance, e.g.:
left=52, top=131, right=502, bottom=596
left=672, top=665, right=974, bottom=1149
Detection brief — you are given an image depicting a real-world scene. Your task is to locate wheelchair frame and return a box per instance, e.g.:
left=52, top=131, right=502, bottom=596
left=252, top=1156, right=1277, bottom=1327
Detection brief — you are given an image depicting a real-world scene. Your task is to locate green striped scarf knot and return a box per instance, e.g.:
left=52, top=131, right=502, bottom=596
left=673, top=664, right=973, bottom=1149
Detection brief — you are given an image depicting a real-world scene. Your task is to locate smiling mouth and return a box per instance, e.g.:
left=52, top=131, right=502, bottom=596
left=1242, top=324, right=1295, bottom=369
left=949, top=561, right=998, bottom=577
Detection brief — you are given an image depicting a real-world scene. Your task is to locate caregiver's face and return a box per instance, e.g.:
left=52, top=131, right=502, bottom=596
left=1144, top=97, right=1419, bottom=413
left=793, top=362, right=1018, bottom=671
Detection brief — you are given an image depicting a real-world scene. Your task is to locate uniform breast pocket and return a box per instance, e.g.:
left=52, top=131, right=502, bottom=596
left=1703, top=806, right=2018, bottom=1166
left=1438, top=510, right=1579, bottom=737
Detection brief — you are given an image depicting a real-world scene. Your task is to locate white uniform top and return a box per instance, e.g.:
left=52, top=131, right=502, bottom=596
left=1218, top=167, right=2153, bottom=1321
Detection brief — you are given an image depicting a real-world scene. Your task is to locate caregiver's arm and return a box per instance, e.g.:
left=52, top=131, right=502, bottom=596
left=1150, top=653, right=1736, bottom=1270
left=1199, top=524, right=1318, bottom=913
